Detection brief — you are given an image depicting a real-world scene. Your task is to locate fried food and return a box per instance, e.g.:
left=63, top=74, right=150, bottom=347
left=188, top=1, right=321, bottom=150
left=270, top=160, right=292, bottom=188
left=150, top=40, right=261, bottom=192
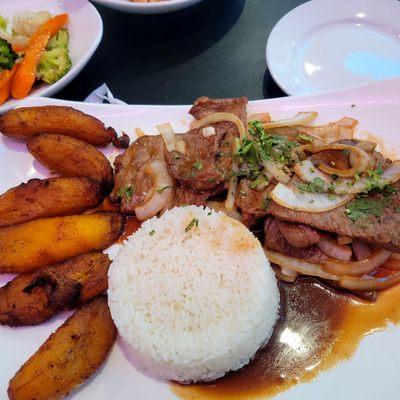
left=0, top=212, right=123, bottom=273
left=0, top=106, right=129, bottom=148
left=27, top=134, right=114, bottom=189
left=0, top=177, right=106, bottom=228
left=0, top=252, right=111, bottom=326
left=8, top=296, right=117, bottom=400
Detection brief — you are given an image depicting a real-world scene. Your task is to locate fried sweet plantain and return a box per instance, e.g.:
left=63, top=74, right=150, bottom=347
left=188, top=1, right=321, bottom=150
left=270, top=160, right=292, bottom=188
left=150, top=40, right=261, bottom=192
left=0, top=212, right=123, bottom=273
left=0, top=252, right=111, bottom=326
left=0, top=106, right=129, bottom=148
left=0, top=177, right=106, bottom=228
left=8, top=296, right=117, bottom=400
left=27, top=134, right=114, bottom=189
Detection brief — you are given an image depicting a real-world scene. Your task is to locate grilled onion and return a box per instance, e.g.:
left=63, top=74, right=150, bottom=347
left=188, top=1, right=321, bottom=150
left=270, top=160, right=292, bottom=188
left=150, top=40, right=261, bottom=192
left=295, top=159, right=400, bottom=195
left=317, top=238, right=352, bottom=261
left=269, top=183, right=354, bottom=212
left=263, top=111, right=318, bottom=129
left=134, top=160, right=174, bottom=221
left=314, top=144, right=370, bottom=177
left=157, top=123, right=176, bottom=151
left=323, top=249, right=391, bottom=277
left=190, top=112, right=247, bottom=138
left=382, top=253, right=400, bottom=270
left=262, top=160, right=291, bottom=184
left=265, top=249, right=340, bottom=281
left=248, top=113, right=271, bottom=123
left=339, top=271, right=400, bottom=291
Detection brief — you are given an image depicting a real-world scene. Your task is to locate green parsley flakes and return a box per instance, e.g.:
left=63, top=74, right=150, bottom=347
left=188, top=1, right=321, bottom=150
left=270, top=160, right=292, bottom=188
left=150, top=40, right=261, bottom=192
left=149, top=230, right=156, bottom=236
left=185, top=218, right=199, bottom=232
left=345, top=198, right=385, bottom=221
left=297, top=177, right=325, bottom=194
left=156, top=186, right=172, bottom=194
left=116, top=184, right=134, bottom=201
left=193, top=161, right=203, bottom=170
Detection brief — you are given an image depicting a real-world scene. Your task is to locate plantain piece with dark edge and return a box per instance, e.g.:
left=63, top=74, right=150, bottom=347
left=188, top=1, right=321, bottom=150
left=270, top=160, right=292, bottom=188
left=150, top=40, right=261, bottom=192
left=0, top=212, right=124, bottom=273
left=0, top=177, right=107, bottom=228
left=0, top=252, right=111, bottom=327
left=0, top=106, right=129, bottom=148
left=8, top=296, right=117, bottom=400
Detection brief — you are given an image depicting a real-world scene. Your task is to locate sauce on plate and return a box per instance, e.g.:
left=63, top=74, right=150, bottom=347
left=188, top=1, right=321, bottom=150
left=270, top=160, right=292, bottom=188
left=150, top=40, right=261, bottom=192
left=173, top=277, right=400, bottom=400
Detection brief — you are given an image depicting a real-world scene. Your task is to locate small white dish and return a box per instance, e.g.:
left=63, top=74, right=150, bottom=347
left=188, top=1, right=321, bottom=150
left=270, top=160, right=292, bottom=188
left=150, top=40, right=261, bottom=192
left=0, top=0, right=103, bottom=114
left=266, top=0, right=400, bottom=95
left=91, top=0, right=204, bottom=14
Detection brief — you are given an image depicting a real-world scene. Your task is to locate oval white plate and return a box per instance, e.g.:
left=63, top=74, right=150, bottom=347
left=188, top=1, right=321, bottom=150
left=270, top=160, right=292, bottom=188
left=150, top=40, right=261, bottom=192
left=1, top=77, right=400, bottom=400
left=91, top=0, right=204, bottom=14
left=0, top=0, right=103, bottom=114
left=266, top=0, right=400, bottom=95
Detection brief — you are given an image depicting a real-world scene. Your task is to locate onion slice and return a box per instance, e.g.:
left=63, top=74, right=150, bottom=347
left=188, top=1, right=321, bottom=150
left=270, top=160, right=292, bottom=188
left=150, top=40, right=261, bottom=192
left=190, top=112, right=247, bottom=138
left=248, top=113, right=271, bottom=123
left=263, top=111, right=318, bottom=129
left=295, top=160, right=400, bottom=195
left=323, top=249, right=391, bottom=277
left=265, top=249, right=340, bottom=281
left=202, top=126, right=216, bottom=137
left=317, top=238, right=352, bottom=261
left=157, top=123, right=176, bottom=152
left=380, top=253, right=400, bottom=270
left=134, top=160, right=175, bottom=221
left=339, top=271, right=400, bottom=291
left=314, top=144, right=370, bottom=177
left=269, top=182, right=354, bottom=213
left=262, top=160, right=291, bottom=184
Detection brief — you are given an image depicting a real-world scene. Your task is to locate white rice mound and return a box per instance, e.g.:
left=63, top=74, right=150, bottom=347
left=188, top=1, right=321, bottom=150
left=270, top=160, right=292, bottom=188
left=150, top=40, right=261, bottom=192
left=108, top=206, right=280, bottom=383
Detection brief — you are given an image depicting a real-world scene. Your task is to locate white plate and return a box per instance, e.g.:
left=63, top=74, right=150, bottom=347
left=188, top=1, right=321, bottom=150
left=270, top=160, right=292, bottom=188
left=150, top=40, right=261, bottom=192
left=1, top=78, right=400, bottom=400
left=0, top=0, right=103, bottom=114
left=91, top=0, right=204, bottom=14
left=266, top=0, right=400, bottom=95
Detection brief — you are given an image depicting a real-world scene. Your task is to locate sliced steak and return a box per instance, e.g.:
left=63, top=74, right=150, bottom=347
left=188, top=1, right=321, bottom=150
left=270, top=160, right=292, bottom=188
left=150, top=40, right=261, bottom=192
left=110, top=135, right=165, bottom=213
left=165, top=97, right=248, bottom=192
left=267, top=184, right=400, bottom=252
left=276, top=219, right=325, bottom=248
left=172, top=186, right=212, bottom=207
left=235, top=179, right=271, bottom=227
left=264, top=217, right=327, bottom=263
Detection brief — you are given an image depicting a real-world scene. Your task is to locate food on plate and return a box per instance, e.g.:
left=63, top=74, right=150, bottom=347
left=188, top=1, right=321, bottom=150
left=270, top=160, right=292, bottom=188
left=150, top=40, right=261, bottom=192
left=111, top=97, right=400, bottom=293
left=0, top=177, right=106, bottom=227
left=2, top=95, right=400, bottom=400
left=0, top=212, right=123, bottom=273
left=108, top=206, right=279, bottom=383
left=0, top=106, right=130, bottom=148
left=8, top=296, right=117, bottom=400
left=0, top=12, right=71, bottom=104
left=27, top=134, right=114, bottom=189
left=0, top=252, right=110, bottom=326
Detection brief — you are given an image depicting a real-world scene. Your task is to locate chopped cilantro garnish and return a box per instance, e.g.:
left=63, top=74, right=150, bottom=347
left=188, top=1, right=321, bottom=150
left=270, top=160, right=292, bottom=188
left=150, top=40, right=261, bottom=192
left=249, top=174, right=269, bottom=189
left=117, top=184, right=134, bottom=201
left=156, top=186, right=172, bottom=194
left=296, top=133, right=313, bottom=143
left=364, top=164, right=384, bottom=192
left=193, top=160, right=203, bottom=170
left=185, top=218, right=199, bottom=232
left=342, top=149, right=351, bottom=156
left=207, top=211, right=212, bottom=216
left=345, top=198, right=385, bottom=221
left=234, top=120, right=299, bottom=181
left=149, top=230, right=156, bottom=236
left=395, top=207, right=400, bottom=213
left=207, top=177, right=217, bottom=183
left=298, top=177, right=325, bottom=194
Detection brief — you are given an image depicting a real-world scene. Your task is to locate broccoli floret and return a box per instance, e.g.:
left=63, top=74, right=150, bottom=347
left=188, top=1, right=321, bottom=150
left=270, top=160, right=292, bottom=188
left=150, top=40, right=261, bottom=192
left=0, top=38, right=17, bottom=71
left=36, top=47, right=71, bottom=84
left=47, top=28, right=69, bottom=50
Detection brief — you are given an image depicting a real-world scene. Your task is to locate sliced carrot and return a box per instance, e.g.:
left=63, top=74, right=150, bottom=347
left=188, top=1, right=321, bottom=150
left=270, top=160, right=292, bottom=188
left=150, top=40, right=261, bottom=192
left=11, top=30, right=52, bottom=99
left=13, top=13, right=69, bottom=53
left=0, top=64, right=18, bottom=105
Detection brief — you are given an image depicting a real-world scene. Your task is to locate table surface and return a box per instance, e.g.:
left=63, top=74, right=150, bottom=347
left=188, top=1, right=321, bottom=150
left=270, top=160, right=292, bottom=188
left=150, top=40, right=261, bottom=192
left=56, top=0, right=306, bottom=105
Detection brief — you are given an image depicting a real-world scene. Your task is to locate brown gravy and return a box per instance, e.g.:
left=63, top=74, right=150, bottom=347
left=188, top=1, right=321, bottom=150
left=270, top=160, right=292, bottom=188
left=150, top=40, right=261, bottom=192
left=172, top=278, right=400, bottom=400
left=118, top=216, right=141, bottom=243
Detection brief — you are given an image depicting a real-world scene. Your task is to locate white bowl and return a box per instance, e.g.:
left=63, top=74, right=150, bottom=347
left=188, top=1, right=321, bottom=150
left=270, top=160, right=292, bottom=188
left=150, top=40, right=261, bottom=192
left=0, top=0, right=103, bottom=114
left=91, top=0, right=204, bottom=14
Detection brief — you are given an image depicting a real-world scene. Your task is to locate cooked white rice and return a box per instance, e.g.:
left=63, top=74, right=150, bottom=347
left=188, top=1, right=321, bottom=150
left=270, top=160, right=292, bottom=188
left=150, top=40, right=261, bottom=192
left=108, top=206, right=280, bottom=383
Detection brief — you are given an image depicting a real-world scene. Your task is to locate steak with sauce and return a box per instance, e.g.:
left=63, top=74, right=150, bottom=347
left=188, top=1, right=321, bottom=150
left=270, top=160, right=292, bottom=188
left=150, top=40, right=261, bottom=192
left=267, top=184, right=400, bottom=252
